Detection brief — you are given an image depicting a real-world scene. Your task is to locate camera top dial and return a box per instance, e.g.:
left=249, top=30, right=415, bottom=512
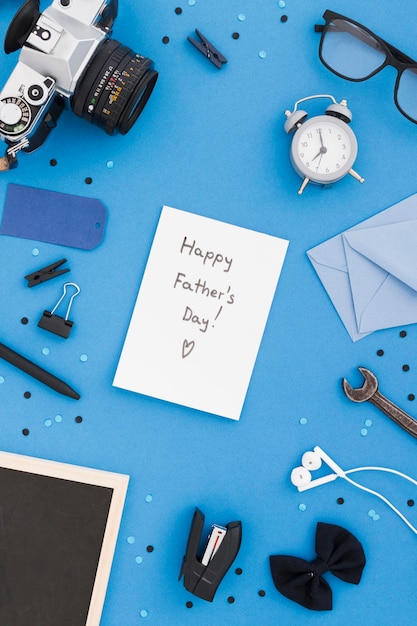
left=0, top=97, right=31, bottom=136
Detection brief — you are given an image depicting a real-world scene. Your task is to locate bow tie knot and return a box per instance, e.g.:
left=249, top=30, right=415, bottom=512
left=310, top=556, right=329, bottom=577
left=270, top=522, right=366, bottom=611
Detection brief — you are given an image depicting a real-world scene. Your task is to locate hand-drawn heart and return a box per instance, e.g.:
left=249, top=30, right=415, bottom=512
left=182, top=339, right=195, bottom=358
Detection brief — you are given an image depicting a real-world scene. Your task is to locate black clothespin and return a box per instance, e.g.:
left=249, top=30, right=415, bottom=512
left=25, top=258, right=70, bottom=287
left=187, top=29, right=227, bottom=69
left=179, top=507, right=242, bottom=602
left=38, top=282, right=80, bottom=338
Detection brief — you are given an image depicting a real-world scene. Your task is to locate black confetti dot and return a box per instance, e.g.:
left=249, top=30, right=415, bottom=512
left=281, top=15, right=288, bottom=22
left=235, top=567, right=243, bottom=575
left=227, top=596, right=235, bottom=604
left=408, top=394, right=415, bottom=401
left=22, top=428, right=29, bottom=436
left=23, top=391, right=31, bottom=399
left=377, top=349, right=384, bottom=356
left=162, top=36, right=170, bottom=44
left=258, top=589, right=266, bottom=597
left=403, top=364, right=410, bottom=371
left=337, top=497, right=344, bottom=505
left=232, top=32, right=240, bottom=39
left=50, top=159, right=57, bottom=166
left=85, top=177, right=93, bottom=185
left=21, top=317, right=29, bottom=325
left=407, top=499, right=415, bottom=507
left=186, top=601, right=193, bottom=608
left=400, top=330, right=407, bottom=337
left=75, top=415, right=83, bottom=423
left=146, top=545, right=154, bottom=552
left=175, top=7, right=182, bottom=14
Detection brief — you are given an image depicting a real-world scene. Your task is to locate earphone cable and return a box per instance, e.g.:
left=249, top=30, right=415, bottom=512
left=342, top=466, right=417, bottom=535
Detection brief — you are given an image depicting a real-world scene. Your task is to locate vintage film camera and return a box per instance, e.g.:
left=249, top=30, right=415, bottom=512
left=0, top=0, right=158, bottom=169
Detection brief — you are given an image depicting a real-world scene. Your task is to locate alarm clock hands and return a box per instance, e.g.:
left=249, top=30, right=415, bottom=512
left=310, top=128, right=329, bottom=180
left=317, top=128, right=327, bottom=156
left=311, top=129, right=327, bottom=164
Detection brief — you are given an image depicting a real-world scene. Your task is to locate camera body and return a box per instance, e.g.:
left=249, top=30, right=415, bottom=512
left=0, top=0, right=158, bottom=169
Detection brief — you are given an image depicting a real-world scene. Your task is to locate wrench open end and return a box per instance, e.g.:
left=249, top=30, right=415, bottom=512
left=342, top=367, right=379, bottom=403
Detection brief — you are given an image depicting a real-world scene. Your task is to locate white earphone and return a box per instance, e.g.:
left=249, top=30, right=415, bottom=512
left=291, top=446, right=417, bottom=536
left=290, top=446, right=345, bottom=491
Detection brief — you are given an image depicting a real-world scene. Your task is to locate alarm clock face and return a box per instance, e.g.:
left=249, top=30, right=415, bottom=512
left=290, top=115, right=358, bottom=184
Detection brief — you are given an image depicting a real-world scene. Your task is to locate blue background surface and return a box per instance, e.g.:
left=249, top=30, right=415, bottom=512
left=1, top=1, right=417, bottom=624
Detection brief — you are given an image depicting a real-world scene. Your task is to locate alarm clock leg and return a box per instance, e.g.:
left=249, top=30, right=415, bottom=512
left=348, top=168, right=365, bottom=184
left=297, top=177, right=310, bottom=195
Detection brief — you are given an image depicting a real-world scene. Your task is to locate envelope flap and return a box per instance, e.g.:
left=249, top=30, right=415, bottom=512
left=343, top=220, right=417, bottom=291
left=306, top=234, right=348, bottom=272
left=343, top=233, right=390, bottom=332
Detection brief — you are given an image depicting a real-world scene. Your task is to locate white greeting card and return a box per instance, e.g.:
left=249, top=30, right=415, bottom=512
left=113, top=206, right=289, bottom=420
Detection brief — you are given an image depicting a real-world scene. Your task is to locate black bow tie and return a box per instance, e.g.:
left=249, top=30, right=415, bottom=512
left=269, top=522, right=366, bottom=611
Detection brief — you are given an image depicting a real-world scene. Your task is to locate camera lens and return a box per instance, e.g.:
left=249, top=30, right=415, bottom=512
left=71, top=38, right=158, bottom=135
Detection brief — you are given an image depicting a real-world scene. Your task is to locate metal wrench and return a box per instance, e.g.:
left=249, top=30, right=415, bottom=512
left=342, top=366, right=417, bottom=439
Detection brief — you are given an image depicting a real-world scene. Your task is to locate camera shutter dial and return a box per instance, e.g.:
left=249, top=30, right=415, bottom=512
left=0, top=97, right=31, bottom=135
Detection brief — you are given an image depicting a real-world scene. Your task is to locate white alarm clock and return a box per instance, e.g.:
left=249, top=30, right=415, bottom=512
left=284, top=94, right=364, bottom=195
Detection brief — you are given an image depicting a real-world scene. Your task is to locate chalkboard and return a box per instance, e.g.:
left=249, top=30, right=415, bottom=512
left=0, top=451, right=129, bottom=626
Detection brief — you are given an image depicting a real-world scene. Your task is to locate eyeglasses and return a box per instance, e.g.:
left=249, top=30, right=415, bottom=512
left=315, top=9, right=417, bottom=123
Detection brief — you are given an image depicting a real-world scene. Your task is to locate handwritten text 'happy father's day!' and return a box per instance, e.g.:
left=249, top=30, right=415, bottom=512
left=174, top=236, right=235, bottom=358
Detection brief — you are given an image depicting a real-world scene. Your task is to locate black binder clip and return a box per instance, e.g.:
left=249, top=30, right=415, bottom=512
left=38, top=282, right=80, bottom=338
left=187, top=29, right=227, bottom=69
left=179, top=507, right=242, bottom=602
left=25, top=258, right=70, bottom=287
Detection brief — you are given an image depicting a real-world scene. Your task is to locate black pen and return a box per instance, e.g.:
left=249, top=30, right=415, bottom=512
left=0, top=341, right=80, bottom=400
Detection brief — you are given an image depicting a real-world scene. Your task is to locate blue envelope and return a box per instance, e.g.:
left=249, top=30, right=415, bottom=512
left=307, top=193, right=417, bottom=341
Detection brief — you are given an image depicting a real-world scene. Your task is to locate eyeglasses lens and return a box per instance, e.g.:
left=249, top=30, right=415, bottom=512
left=321, top=18, right=386, bottom=80
left=397, top=68, right=417, bottom=122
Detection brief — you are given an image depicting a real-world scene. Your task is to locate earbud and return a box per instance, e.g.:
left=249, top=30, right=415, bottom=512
left=290, top=447, right=346, bottom=492
left=291, top=466, right=312, bottom=487
left=313, top=446, right=346, bottom=477
left=301, top=450, right=322, bottom=471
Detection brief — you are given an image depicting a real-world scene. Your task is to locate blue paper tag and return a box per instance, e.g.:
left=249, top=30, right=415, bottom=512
left=0, top=183, right=107, bottom=250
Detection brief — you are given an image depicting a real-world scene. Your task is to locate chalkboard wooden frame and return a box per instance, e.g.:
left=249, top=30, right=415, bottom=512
left=0, top=450, right=129, bottom=626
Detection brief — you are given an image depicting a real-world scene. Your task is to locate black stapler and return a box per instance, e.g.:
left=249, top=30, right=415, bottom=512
left=179, top=507, right=242, bottom=602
